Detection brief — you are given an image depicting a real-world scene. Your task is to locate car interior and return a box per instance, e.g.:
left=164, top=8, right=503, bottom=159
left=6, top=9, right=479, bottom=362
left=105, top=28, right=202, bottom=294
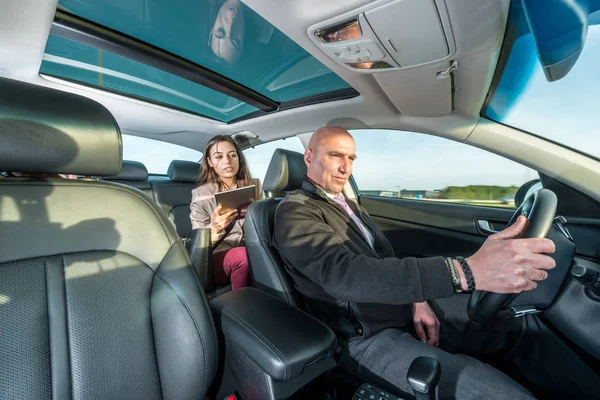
left=2, top=0, right=600, bottom=399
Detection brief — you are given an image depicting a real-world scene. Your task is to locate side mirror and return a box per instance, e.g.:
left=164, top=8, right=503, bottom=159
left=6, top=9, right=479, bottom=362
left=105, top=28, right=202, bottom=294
left=515, top=179, right=543, bottom=208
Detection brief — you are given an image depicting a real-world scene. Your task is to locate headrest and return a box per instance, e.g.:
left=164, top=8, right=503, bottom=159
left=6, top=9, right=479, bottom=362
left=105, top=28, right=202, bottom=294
left=104, top=160, right=148, bottom=181
left=0, top=77, right=122, bottom=176
left=167, top=160, right=201, bottom=182
left=263, top=149, right=306, bottom=195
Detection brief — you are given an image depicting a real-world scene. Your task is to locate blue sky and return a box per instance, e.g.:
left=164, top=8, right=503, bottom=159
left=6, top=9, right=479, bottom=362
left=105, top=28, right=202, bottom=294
left=488, top=26, right=600, bottom=159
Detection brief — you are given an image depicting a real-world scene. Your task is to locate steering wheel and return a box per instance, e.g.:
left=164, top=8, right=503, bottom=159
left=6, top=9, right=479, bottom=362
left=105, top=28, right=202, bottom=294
left=467, top=188, right=557, bottom=323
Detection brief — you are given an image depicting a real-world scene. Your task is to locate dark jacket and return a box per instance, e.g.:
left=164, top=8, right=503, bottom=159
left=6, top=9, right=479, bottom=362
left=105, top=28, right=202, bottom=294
left=273, top=179, right=454, bottom=340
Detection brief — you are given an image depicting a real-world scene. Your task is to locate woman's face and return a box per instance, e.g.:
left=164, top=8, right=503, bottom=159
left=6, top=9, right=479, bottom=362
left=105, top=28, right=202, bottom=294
left=207, top=140, right=240, bottom=179
left=210, top=0, right=245, bottom=64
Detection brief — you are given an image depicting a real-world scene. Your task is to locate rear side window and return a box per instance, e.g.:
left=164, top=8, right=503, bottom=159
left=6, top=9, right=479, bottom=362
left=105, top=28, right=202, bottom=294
left=243, top=137, right=305, bottom=182
left=122, top=135, right=202, bottom=174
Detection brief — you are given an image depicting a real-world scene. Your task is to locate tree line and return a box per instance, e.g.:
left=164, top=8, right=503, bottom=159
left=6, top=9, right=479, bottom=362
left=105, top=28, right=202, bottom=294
left=437, top=185, right=518, bottom=200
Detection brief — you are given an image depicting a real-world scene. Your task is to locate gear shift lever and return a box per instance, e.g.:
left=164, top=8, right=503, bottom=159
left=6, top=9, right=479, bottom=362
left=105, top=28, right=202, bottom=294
left=407, top=357, right=441, bottom=400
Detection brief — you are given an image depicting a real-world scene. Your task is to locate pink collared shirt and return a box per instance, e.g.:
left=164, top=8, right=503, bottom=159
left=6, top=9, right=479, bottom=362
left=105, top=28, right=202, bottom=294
left=330, top=193, right=375, bottom=248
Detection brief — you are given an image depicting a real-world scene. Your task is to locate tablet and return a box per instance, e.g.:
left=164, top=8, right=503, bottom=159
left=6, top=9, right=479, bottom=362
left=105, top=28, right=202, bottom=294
left=214, top=185, right=256, bottom=214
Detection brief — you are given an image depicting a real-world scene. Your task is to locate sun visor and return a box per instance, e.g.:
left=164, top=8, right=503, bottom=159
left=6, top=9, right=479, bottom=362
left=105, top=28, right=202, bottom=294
left=374, top=61, right=454, bottom=117
left=364, top=0, right=449, bottom=67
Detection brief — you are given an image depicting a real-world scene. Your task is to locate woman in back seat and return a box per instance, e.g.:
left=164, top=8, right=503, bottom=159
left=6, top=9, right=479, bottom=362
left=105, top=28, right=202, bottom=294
left=190, top=134, right=259, bottom=290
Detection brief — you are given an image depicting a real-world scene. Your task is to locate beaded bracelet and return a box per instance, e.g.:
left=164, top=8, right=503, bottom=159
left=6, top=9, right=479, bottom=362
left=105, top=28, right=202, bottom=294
left=456, top=256, right=476, bottom=292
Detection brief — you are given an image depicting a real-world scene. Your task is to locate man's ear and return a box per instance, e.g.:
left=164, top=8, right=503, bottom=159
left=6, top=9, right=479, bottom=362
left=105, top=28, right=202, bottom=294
left=304, top=148, right=312, bottom=165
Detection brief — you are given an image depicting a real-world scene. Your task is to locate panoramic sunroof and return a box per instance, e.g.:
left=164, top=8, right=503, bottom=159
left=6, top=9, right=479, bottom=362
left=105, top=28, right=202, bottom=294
left=40, top=0, right=354, bottom=122
left=41, top=35, right=259, bottom=122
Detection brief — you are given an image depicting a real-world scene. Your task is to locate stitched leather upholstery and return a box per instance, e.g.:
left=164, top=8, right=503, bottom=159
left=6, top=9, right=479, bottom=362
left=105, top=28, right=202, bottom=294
left=168, top=160, right=201, bottom=182
left=245, top=149, right=306, bottom=305
left=104, top=160, right=149, bottom=181
left=152, top=160, right=201, bottom=239
left=262, top=148, right=307, bottom=198
left=0, top=77, right=121, bottom=176
left=210, top=287, right=336, bottom=381
left=0, top=79, right=217, bottom=400
left=103, top=160, right=152, bottom=194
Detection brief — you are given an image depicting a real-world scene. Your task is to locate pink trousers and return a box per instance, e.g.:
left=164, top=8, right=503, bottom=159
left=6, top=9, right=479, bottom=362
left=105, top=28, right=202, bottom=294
left=213, top=247, right=251, bottom=290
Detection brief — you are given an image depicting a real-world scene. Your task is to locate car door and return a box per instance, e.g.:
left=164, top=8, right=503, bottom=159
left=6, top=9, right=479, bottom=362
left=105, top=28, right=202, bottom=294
left=349, top=128, right=600, bottom=366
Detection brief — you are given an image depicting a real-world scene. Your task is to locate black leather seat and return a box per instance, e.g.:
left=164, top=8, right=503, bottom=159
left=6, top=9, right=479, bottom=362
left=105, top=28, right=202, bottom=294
left=0, top=77, right=217, bottom=399
left=102, top=160, right=153, bottom=198
left=151, top=160, right=201, bottom=239
left=245, top=148, right=307, bottom=305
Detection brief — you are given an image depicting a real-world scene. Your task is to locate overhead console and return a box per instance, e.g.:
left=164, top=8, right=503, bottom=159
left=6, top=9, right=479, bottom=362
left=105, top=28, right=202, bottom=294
left=308, top=0, right=456, bottom=72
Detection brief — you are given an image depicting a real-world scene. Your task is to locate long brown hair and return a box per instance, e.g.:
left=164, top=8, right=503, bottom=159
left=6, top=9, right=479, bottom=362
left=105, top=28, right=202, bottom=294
left=198, top=134, right=252, bottom=192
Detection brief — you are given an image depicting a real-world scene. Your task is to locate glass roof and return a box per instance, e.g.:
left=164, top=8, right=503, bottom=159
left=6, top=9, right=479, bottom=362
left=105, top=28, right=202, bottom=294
left=41, top=35, right=258, bottom=122
left=40, top=0, right=352, bottom=122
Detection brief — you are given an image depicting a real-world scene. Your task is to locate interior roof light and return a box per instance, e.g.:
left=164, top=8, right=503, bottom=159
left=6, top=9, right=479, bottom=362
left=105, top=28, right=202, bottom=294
left=315, top=18, right=362, bottom=43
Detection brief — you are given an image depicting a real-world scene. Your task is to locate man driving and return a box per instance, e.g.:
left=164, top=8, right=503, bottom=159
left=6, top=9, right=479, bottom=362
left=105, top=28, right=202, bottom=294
left=273, top=126, right=599, bottom=399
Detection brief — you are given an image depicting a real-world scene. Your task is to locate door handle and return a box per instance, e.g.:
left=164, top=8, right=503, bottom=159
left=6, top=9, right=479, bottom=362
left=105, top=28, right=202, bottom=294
left=477, top=219, right=499, bottom=235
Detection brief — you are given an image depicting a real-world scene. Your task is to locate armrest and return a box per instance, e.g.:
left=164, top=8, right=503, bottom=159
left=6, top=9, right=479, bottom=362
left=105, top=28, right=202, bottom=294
left=187, top=228, right=215, bottom=293
left=210, top=287, right=336, bottom=381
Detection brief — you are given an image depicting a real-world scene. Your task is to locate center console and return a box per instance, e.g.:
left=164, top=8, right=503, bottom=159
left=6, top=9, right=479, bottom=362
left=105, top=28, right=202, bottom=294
left=210, top=287, right=337, bottom=399
left=210, top=287, right=442, bottom=400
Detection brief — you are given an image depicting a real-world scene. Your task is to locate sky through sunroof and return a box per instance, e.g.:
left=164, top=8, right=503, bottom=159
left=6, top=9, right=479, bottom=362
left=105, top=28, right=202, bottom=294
left=40, top=0, right=352, bottom=122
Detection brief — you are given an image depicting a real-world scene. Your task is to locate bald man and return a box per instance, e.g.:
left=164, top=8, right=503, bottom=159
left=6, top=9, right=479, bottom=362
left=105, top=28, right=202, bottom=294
left=273, top=126, right=599, bottom=399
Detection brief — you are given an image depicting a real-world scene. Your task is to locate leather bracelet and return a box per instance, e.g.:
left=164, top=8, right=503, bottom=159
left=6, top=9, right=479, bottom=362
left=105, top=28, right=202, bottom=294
left=444, top=257, right=463, bottom=294
left=443, top=257, right=457, bottom=291
left=456, top=256, right=476, bottom=292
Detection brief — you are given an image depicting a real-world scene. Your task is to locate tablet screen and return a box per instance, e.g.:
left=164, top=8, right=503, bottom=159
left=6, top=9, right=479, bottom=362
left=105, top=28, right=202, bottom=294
left=214, top=185, right=256, bottom=214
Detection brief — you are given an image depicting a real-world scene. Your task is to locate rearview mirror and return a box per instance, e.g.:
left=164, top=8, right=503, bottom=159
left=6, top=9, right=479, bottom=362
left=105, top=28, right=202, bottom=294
left=522, top=0, right=600, bottom=82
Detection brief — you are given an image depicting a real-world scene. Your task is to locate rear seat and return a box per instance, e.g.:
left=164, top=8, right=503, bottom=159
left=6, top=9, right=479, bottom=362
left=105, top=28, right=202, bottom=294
left=103, top=159, right=200, bottom=240
left=150, top=160, right=201, bottom=240
left=103, top=159, right=253, bottom=296
left=103, top=160, right=153, bottom=198
left=104, top=159, right=216, bottom=292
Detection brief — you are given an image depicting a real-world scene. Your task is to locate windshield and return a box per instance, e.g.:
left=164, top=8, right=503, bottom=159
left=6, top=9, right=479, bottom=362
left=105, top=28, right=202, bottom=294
left=41, top=0, right=351, bottom=122
left=485, top=3, right=600, bottom=158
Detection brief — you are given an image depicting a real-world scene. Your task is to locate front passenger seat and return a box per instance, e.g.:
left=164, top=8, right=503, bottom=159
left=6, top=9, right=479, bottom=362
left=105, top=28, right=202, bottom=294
left=245, top=148, right=307, bottom=305
left=0, top=77, right=217, bottom=400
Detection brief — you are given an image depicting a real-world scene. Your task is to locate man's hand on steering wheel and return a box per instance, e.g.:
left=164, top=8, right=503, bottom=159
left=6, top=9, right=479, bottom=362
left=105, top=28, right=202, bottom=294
left=464, top=215, right=556, bottom=294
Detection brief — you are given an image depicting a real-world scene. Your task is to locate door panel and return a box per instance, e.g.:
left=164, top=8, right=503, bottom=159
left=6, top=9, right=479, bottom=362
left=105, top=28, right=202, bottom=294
left=541, top=174, right=600, bottom=262
left=360, top=195, right=514, bottom=258
left=546, top=276, right=600, bottom=360
left=372, top=216, right=484, bottom=259
left=562, top=217, right=600, bottom=259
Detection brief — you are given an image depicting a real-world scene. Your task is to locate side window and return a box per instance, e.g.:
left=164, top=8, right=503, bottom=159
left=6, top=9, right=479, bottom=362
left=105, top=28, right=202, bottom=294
left=243, top=137, right=305, bottom=182
left=350, top=129, right=538, bottom=208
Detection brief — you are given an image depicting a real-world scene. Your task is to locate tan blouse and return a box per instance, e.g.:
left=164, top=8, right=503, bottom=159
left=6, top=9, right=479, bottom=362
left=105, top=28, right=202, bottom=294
left=189, top=180, right=262, bottom=254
